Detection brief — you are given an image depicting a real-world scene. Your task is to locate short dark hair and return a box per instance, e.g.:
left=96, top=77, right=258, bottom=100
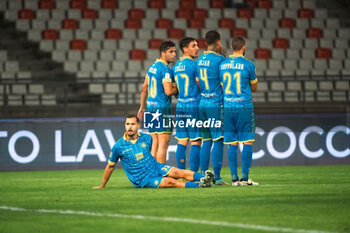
left=179, top=37, right=196, bottom=53
left=125, top=114, right=140, bottom=124
left=231, top=36, right=246, bottom=51
left=159, top=40, right=176, bottom=54
left=205, top=30, right=221, bottom=45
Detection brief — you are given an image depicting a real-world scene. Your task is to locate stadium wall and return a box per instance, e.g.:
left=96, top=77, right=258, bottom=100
left=0, top=114, right=349, bottom=171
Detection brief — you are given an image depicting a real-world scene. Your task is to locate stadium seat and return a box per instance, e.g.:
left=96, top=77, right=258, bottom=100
left=102, top=0, right=118, bottom=9
left=255, top=48, right=271, bottom=59
left=168, top=28, right=184, bottom=39
left=125, top=19, right=141, bottom=29
left=298, top=8, right=314, bottom=19
left=39, top=0, right=55, bottom=9
left=279, top=18, right=295, bottom=28
left=130, top=49, right=146, bottom=60
left=180, top=0, right=196, bottom=9
left=129, top=9, right=145, bottom=19
left=231, top=28, right=247, bottom=38
left=273, top=38, right=289, bottom=49
left=62, top=19, right=79, bottom=30
left=176, top=9, right=192, bottom=20
left=307, top=28, right=322, bottom=39
left=149, top=39, right=163, bottom=49
left=193, top=8, right=208, bottom=20
left=149, top=0, right=165, bottom=9
left=70, top=39, right=87, bottom=50
left=82, top=9, right=98, bottom=19
left=211, top=0, right=225, bottom=8
left=156, top=18, right=172, bottom=29
left=219, top=18, right=235, bottom=29
left=197, top=38, right=206, bottom=49
left=245, top=0, right=256, bottom=8
left=19, top=9, right=36, bottom=20
left=71, top=0, right=87, bottom=9
left=42, top=29, right=59, bottom=40
left=189, top=19, right=204, bottom=29
left=316, top=48, right=332, bottom=59
left=257, top=0, right=272, bottom=9
left=237, top=9, right=253, bottom=18
left=105, top=29, right=122, bottom=40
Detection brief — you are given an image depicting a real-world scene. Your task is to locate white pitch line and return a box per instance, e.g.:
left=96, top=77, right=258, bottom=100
left=0, top=206, right=338, bottom=233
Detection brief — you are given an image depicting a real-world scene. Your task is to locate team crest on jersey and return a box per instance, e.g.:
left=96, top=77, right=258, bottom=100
left=141, top=143, right=147, bottom=148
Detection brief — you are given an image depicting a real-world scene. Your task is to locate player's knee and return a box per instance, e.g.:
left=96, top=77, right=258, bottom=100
left=163, top=178, right=177, bottom=186
left=243, top=142, right=253, bottom=145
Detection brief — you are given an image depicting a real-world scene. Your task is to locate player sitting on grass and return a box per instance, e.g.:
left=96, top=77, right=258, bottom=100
left=93, top=114, right=215, bottom=189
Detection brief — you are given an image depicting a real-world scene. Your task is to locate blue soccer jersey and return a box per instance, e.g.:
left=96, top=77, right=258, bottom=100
left=196, top=51, right=226, bottom=103
left=108, top=133, right=161, bottom=187
left=146, top=59, right=173, bottom=109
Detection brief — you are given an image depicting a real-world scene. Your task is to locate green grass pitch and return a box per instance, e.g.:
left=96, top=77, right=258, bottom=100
left=0, top=165, right=349, bottom=233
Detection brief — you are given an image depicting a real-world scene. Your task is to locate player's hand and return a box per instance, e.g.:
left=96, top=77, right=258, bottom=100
left=216, top=44, right=225, bottom=56
left=137, top=107, right=145, bottom=120
left=92, top=185, right=105, bottom=189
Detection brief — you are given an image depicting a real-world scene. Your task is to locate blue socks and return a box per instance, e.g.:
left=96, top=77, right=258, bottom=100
left=193, top=172, right=204, bottom=181
left=176, top=144, right=187, bottom=169
left=228, top=145, right=238, bottom=181
left=200, top=140, right=212, bottom=174
left=185, top=182, right=199, bottom=188
left=212, top=139, right=223, bottom=180
left=241, top=144, right=253, bottom=180
left=189, top=145, right=200, bottom=172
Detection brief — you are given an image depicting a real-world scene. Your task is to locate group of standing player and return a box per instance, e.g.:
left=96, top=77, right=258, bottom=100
left=138, top=30, right=259, bottom=186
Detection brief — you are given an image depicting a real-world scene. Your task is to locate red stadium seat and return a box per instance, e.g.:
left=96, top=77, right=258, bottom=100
left=255, top=48, right=271, bottom=59
left=279, top=18, right=295, bottom=28
left=82, top=9, right=98, bottom=19
left=197, top=38, right=207, bottom=49
left=298, top=8, right=314, bottom=19
left=102, top=0, right=118, bottom=9
left=316, top=48, right=332, bottom=59
left=180, top=0, right=196, bottom=9
left=273, top=38, right=289, bottom=49
left=129, top=8, right=145, bottom=19
left=237, top=8, right=253, bottom=18
left=19, top=9, right=36, bottom=20
left=42, top=29, right=59, bottom=40
left=211, top=0, right=225, bottom=8
left=70, top=39, right=86, bottom=50
left=71, top=0, right=86, bottom=9
left=168, top=28, right=184, bottom=39
left=189, top=19, right=204, bottom=29
left=257, top=0, right=271, bottom=9
left=105, top=29, right=122, bottom=40
left=149, top=0, right=165, bottom=9
left=156, top=18, right=172, bottom=29
left=307, top=28, right=322, bottom=39
left=39, top=0, right=55, bottom=9
left=130, top=49, right=146, bottom=60
left=125, top=19, right=141, bottom=29
left=245, top=0, right=256, bottom=8
left=62, top=19, right=79, bottom=30
left=176, top=9, right=192, bottom=20
left=149, top=39, right=163, bottom=49
left=193, top=9, right=208, bottom=20
left=219, top=18, right=235, bottom=29
left=231, top=28, right=247, bottom=38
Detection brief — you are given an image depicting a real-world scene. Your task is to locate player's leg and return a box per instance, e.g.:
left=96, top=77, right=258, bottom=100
left=150, top=133, right=158, bottom=159
left=157, top=133, right=171, bottom=163
left=199, top=103, right=212, bottom=173
left=189, top=139, right=201, bottom=172
left=224, top=110, right=239, bottom=185
left=159, top=177, right=186, bottom=188
left=167, top=167, right=215, bottom=187
left=176, top=139, right=188, bottom=169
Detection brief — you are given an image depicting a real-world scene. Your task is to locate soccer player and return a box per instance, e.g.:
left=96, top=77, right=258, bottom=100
left=196, top=31, right=227, bottom=185
left=93, top=115, right=215, bottom=189
left=219, top=36, right=259, bottom=186
left=172, top=37, right=201, bottom=172
left=138, top=41, right=178, bottom=164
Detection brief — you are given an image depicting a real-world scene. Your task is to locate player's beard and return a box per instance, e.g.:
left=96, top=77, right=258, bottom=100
left=127, top=130, right=137, bottom=138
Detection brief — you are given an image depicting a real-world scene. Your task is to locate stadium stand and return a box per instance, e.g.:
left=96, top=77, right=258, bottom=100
left=0, top=0, right=349, bottom=117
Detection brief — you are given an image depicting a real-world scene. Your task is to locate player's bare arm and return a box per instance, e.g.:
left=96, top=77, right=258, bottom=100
left=93, top=164, right=115, bottom=189
left=250, top=82, right=258, bottom=92
left=163, top=82, right=178, bottom=96
left=138, top=77, right=149, bottom=120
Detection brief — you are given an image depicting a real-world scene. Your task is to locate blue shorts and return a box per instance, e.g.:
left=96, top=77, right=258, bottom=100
left=175, top=104, right=201, bottom=141
left=145, top=105, right=173, bottom=134
left=199, top=100, right=223, bottom=141
left=140, top=163, right=173, bottom=188
left=223, top=101, right=256, bottom=144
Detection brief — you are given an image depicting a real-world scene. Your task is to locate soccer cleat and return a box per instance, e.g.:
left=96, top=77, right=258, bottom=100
left=239, top=179, right=259, bottom=186
left=215, top=178, right=227, bottom=186
left=205, top=170, right=215, bottom=186
left=232, top=180, right=240, bottom=186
